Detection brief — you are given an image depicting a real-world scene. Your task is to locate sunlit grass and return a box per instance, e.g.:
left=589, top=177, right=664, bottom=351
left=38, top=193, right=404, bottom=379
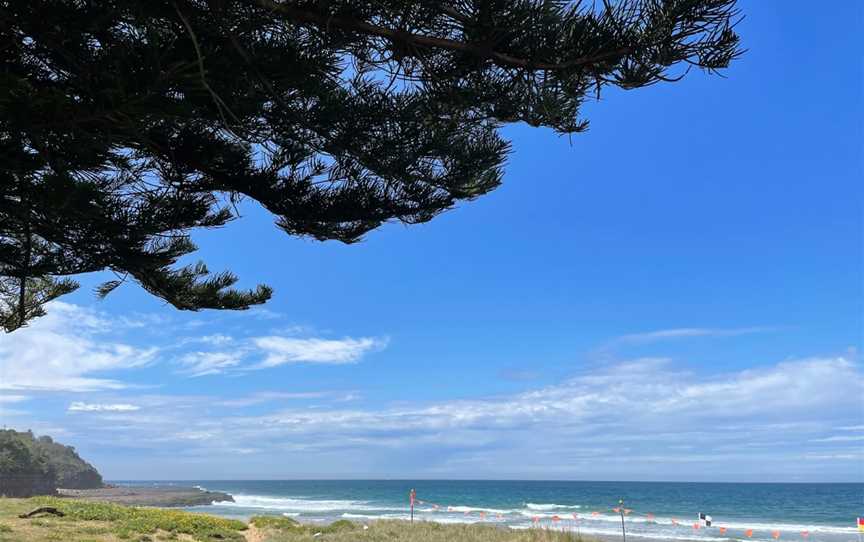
left=250, top=517, right=589, bottom=542
left=1, top=497, right=246, bottom=541
left=1, top=497, right=595, bottom=542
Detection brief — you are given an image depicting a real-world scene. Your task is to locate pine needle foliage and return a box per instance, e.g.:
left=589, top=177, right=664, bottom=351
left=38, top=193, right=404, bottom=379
left=0, top=0, right=742, bottom=330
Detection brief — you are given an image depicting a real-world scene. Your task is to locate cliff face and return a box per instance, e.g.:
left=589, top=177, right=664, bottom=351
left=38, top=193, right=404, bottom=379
left=34, top=435, right=103, bottom=489
left=0, top=433, right=57, bottom=497
left=0, top=430, right=103, bottom=497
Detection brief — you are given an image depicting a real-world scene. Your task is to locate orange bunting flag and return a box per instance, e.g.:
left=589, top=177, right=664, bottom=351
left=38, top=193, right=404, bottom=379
left=624, top=509, right=632, bottom=515
left=552, top=515, right=561, bottom=522
left=613, top=507, right=621, bottom=513
left=719, top=527, right=727, bottom=534
left=647, top=513, right=655, bottom=522
left=772, top=531, right=781, bottom=539
left=592, top=511, right=600, bottom=517
left=800, top=531, right=809, bottom=538
left=745, top=529, right=754, bottom=538
left=480, top=512, right=486, bottom=520
left=693, top=522, right=701, bottom=530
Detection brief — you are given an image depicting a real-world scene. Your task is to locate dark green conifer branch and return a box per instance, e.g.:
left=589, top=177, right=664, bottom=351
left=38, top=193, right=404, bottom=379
left=0, top=0, right=741, bottom=330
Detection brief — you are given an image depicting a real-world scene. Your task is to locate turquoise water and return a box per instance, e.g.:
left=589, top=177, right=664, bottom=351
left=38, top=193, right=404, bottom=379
left=115, top=480, right=863, bottom=542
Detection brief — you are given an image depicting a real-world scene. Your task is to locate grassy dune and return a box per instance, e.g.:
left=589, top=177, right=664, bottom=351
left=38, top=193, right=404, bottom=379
left=0, top=497, right=590, bottom=542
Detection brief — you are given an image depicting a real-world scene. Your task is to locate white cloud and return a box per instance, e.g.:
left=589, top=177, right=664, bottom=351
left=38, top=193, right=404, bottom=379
left=253, top=336, right=387, bottom=368
left=810, top=435, right=864, bottom=443
left=191, top=334, right=235, bottom=346
left=218, top=391, right=337, bottom=407
left=0, top=394, right=29, bottom=403
left=0, top=302, right=156, bottom=391
left=178, top=351, right=246, bottom=377
left=68, top=402, right=141, bottom=412
left=172, top=334, right=388, bottom=375
left=616, top=327, right=771, bottom=343
left=61, top=356, right=861, bottom=481
left=176, top=335, right=387, bottom=376
left=836, top=424, right=864, bottom=431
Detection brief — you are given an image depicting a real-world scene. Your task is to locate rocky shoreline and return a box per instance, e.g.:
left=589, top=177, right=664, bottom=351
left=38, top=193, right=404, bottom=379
left=57, top=485, right=234, bottom=507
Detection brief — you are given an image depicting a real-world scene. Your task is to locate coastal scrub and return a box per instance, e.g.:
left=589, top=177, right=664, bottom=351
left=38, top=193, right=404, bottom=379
left=1, top=497, right=591, bottom=542
left=1, top=496, right=246, bottom=541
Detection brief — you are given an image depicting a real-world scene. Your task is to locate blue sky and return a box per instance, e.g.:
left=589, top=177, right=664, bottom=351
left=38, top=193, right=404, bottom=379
left=0, top=1, right=861, bottom=482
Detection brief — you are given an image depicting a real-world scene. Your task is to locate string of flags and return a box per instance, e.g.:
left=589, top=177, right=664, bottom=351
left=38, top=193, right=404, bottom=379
left=411, top=492, right=859, bottom=540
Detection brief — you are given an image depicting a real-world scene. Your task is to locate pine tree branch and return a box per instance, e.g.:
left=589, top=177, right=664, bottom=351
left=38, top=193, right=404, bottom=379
left=248, top=0, right=632, bottom=71
left=173, top=1, right=241, bottom=128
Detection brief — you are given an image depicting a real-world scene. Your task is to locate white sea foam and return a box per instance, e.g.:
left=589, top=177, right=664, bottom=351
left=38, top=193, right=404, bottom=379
left=527, top=512, right=858, bottom=536
left=694, top=520, right=857, bottom=535
left=519, top=510, right=613, bottom=521
left=206, top=493, right=858, bottom=541
left=342, top=512, right=486, bottom=525
left=444, top=505, right=512, bottom=515
left=526, top=503, right=582, bottom=511
left=212, top=494, right=393, bottom=513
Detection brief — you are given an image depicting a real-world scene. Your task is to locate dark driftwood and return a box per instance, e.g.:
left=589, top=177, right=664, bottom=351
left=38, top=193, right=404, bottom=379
left=18, top=506, right=65, bottom=518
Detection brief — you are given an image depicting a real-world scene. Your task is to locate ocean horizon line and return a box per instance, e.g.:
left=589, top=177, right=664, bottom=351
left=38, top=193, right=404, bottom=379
left=109, top=479, right=864, bottom=485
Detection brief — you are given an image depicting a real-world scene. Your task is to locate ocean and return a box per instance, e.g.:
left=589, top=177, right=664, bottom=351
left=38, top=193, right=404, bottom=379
left=114, top=480, right=862, bottom=542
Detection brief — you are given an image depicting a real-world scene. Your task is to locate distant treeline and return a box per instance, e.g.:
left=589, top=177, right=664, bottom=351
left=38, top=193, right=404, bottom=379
left=0, top=429, right=103, bottom=497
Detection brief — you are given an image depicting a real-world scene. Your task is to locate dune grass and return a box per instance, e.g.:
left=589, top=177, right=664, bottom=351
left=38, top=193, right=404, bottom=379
left=248, top=515, right=589, bottom=542
left=0, top=497, right=592, bottom=542
left=0, top=496, right=246, bottom=541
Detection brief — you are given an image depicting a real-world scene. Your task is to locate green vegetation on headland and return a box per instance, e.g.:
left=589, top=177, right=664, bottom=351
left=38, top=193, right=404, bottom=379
left=0, top=497, right=592, bottom=542
left=0, top=430, right=102, bottom=496
left=1, top=429, right=231, bottom=506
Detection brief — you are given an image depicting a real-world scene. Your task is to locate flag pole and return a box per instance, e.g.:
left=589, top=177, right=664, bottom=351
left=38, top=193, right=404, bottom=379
left=410, top=488, right=415, bottom=524
left=619, top=499, right=627, bottom=542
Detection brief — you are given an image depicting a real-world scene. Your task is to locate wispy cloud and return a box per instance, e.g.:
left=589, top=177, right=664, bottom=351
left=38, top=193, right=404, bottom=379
left=176, top=335, right=388, bottom=376
left=0, top=302, right=387, bottom=387
left=55, top=356, right=862, bottom=479
left=68, top=402, right=141, bottom=412
left=0, top=302, right=157, bottom=392
left=253, top=336, right=388, bottom=368
left=218, top=391, right=355, bottom=407
left=178, top=351, right=246, bottom=377
left=615, top=327, right=772, bottom=344
left=810, top=435, right=864, bottom=443
left=196, top=334, right=235, bottom=347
